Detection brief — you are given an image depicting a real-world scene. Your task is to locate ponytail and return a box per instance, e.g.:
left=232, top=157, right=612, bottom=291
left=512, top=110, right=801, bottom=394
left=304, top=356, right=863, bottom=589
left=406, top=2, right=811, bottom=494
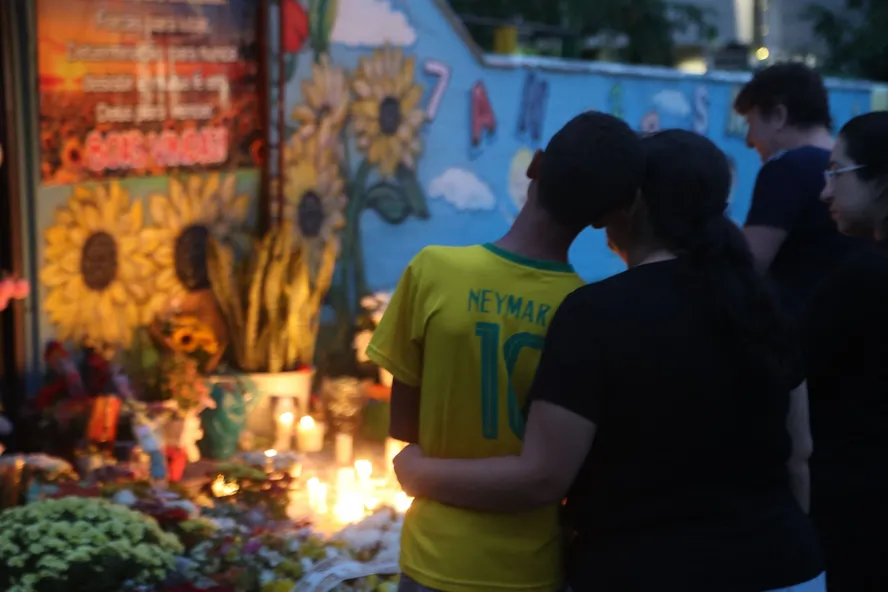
left=641, top=131, right=799, bottom=388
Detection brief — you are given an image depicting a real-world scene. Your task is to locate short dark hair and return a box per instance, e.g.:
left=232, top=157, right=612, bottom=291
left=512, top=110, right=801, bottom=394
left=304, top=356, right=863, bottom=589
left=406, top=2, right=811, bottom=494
left=537, top=111, right=645, bottom=229
left=839, top=111, right=888, bottom=183
left=734, top=63, right=832, bottom=129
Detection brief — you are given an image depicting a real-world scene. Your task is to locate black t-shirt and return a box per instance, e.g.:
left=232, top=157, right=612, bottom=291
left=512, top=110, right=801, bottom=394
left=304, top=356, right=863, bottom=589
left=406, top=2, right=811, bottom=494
left=745, top=146, right=864, bottom=319
left=801, top=242, right=888, bottom=508
left=530, top=259, right=822, bottom=592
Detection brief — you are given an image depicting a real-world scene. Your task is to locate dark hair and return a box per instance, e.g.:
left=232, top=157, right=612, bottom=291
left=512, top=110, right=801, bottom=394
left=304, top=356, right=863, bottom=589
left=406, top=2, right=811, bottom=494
left=538, top=111, right=645, bottom=229
left=839, top=111, right=888, bottom=183
left=734, top=63, right=832, bottom=130
left=640, top=130, right=798, bottom=386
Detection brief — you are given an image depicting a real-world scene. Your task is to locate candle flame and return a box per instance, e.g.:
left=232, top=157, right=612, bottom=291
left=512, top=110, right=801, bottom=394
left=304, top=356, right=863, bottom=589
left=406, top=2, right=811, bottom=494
left=211, top=475, right=239, bottom=497
left=394, top=491, right=414, bottom=513
left=354, top=459, right=372, bottom=481
left=265, top=449, right=277, bottom=458
left=279, top=411, right=295, bottom=425
left=299, top=415, right=316, bottom=429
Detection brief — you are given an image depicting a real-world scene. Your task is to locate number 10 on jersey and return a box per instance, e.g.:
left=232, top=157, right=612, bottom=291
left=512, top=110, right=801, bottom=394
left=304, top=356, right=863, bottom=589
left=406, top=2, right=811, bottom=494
left=475, top=322, right=544, bottom=440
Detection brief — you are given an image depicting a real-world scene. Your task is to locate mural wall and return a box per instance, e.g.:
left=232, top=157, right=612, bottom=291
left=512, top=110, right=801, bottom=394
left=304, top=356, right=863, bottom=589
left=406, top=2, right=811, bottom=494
left=30, top=0, right=261, bottom=376
left=273, top=0, right=874, bottom=311
left=23, top=0, right=876, bottom=376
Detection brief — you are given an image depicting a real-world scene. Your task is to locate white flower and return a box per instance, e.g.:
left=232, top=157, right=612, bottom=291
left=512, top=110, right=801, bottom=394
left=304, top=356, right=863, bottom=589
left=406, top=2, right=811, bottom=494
left=112, top=489, right=138, bottom=507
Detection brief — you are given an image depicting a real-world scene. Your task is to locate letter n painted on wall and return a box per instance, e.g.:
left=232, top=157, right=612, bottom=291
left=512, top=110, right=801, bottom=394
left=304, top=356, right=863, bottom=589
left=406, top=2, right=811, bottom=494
left=471, top=81, right=496, bottom=146
left=516, top=71, right=548, bottom=144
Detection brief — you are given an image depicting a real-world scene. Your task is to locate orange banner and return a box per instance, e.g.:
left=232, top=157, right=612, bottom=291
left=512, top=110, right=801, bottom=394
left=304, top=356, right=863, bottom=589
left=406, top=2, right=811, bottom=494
left=37, top=0, right=261, bottom=185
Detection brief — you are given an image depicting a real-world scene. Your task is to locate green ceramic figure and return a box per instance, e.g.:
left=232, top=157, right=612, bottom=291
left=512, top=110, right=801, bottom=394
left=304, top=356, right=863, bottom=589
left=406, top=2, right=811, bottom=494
left=199, top=375, right=256, bottom=460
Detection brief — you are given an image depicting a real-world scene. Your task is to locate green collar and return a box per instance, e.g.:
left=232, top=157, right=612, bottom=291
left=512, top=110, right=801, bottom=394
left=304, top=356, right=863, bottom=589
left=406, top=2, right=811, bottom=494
left=482, top=243, right=575, bottom=273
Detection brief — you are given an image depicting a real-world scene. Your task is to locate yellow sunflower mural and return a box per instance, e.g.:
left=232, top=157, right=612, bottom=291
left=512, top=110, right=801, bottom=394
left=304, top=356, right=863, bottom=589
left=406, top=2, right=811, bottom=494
left=144, top=174, right=250, bottom=317
left=40, top=182, right=154, bottom=355
left=291, top=54, right=350, bottom=147
left=351, top=46, right=425, bottom=177
left=283, top=134, right=347, bottom=275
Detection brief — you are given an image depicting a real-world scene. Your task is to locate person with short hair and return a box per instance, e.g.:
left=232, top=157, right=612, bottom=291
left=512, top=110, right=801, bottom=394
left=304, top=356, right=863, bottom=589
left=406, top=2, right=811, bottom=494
left=734, top=63, right=863, bottom=317
left=801, top=110, right=888, bottom=591
left=394, top=130, right=824, bottom=592
left=367, top=112, right=645, bottom=592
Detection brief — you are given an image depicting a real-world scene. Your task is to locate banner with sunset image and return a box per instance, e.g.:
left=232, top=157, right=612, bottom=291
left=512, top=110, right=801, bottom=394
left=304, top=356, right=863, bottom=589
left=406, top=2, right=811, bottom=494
left=37, top=0, right=261, bottom=185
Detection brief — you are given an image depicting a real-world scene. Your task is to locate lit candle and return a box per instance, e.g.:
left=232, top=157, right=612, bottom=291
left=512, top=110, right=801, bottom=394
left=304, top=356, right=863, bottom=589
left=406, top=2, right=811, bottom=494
left=264, top=449, right=277, bottom=473
left=394, top=491, right=414, bottom=513
left=276, top=409, right=295, bottom=451
left=385, top=437, right=407, bottom=478
left=296, top=415, right=324, bottom=452
left=354, top=459, right=373, bottom=497
left=335, top=432, right=353, bottom=465
left=307, top=477, right=328, bottom=513
left=211, top=475, right=239, bottom=497
left=336, top=466, right=356, bottom=494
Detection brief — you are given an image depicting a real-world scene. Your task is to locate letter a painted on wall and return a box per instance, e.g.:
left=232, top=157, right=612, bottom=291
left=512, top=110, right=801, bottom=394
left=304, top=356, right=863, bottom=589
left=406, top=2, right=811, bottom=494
left=471, top=81, right=496, bottom=147
left=517, top=71, right=548, bottom=144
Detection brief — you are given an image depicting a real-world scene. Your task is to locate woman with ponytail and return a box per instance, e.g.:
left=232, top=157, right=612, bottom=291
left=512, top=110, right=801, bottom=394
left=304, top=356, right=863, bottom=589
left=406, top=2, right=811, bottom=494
left=801, top=110, right=888, bottom=591
left=393, top=129, right=823, bottom=591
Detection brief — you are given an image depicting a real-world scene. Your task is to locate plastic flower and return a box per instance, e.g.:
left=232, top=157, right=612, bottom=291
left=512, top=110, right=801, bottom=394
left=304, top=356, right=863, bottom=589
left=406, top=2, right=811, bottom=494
left=39, top=182, right=154, bottom=355
left=351, top=46, right=425, bottom=176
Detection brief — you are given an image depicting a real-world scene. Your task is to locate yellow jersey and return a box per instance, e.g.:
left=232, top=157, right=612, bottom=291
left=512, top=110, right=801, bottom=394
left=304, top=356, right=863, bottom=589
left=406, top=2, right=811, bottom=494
left=367, top=243, right=584, bottom=592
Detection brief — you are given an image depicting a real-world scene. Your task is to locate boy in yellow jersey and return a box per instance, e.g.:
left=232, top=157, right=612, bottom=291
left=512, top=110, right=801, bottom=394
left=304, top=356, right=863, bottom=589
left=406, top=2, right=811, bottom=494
left=367, top=112, right=645, bottom=592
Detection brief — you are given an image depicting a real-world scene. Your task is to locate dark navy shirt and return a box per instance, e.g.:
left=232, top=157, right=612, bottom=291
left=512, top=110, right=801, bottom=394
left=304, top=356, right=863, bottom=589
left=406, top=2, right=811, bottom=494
left=745, top=146, right=864, bottom=319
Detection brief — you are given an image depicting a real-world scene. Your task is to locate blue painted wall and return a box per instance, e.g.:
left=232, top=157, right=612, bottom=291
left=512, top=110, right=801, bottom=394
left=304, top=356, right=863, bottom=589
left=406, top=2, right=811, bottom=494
left=278, top=0, right=873, bottom=295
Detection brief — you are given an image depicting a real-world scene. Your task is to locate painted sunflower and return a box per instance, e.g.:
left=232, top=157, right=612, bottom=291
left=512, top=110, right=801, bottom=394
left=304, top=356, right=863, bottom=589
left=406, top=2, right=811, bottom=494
left=144, top=173, right=250, bottom=317
left=291, top=54, right=350, bottom=146
left=283, top=134, right=346, bottom=275
left=40, top=182, right=154, bottom=355
left=351, top=46, right=425, bottom=177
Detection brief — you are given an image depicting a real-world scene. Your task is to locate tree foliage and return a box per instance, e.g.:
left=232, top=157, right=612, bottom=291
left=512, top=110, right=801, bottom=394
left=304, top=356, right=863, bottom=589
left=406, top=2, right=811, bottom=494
left=447, top=0, right=717, bottom=66
left=804, top=0, right=888, bottom=81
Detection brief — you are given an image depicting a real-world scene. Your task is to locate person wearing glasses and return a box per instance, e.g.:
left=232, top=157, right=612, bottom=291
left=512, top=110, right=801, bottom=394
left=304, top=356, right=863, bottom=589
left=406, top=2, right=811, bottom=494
left=801, top=110, right=888, bottom=591
left=733, top=63, right=864, bottom=318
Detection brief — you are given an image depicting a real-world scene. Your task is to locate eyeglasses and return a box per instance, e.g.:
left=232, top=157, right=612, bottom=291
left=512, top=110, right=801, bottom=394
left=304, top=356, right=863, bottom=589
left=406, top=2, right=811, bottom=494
left=824, top=164, right=866, bottom=182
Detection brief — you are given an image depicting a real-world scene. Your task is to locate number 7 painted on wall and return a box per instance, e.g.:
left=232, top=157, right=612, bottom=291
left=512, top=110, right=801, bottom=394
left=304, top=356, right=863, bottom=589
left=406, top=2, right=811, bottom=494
left=475, top=322, right=544, bottom=440
left=423, top=59, right=451, bottom=121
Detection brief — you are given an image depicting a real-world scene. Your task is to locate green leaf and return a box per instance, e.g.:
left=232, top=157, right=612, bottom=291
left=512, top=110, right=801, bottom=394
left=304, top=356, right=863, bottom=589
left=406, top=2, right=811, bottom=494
left=308, top=0, right=335, bottom=58
left=365, top=182, right=411, bottom=224
left=396, top=165, right=430, bottom=220
left=284, top=55, right=298, bottom=83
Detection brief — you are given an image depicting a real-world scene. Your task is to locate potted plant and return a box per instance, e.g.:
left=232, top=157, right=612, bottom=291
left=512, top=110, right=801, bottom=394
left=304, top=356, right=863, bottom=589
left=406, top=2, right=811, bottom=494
left=207, top=221, right=337, bottom=440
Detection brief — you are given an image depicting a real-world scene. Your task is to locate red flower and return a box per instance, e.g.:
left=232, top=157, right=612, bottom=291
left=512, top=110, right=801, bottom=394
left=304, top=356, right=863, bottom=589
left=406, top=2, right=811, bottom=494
left=35, top=380, right=65, bottom=412
left=281, top=0, right=310, bottom=53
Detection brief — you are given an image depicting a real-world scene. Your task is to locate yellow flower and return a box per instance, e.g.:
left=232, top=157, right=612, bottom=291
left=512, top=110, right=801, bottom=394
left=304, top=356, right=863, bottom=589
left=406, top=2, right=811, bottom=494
left=283, top=135, right=346, bottom=276
left=291, top=54, right=350, bottom=147
left=39, top=182, right=154, bottom=355
left=143, top=173, right=250, bottom=318
left=351, top=46, right=425, bottom=177
left=170, top=327, right=199, bottom=353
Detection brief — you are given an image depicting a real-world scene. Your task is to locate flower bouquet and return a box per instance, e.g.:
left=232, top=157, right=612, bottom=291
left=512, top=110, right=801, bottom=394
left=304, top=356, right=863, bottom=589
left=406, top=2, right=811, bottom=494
left=150, top=313, right=220, bottom=470
left=0, top=496, right=183, bottom=591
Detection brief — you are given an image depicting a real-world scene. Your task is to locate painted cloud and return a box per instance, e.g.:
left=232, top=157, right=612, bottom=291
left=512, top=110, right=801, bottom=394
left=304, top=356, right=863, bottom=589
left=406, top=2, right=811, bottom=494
left=652, top=89, right=691, bottom=118
left=331, top=0, right=417, bottom=47
left=428, top=168, right=496, bottom=211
